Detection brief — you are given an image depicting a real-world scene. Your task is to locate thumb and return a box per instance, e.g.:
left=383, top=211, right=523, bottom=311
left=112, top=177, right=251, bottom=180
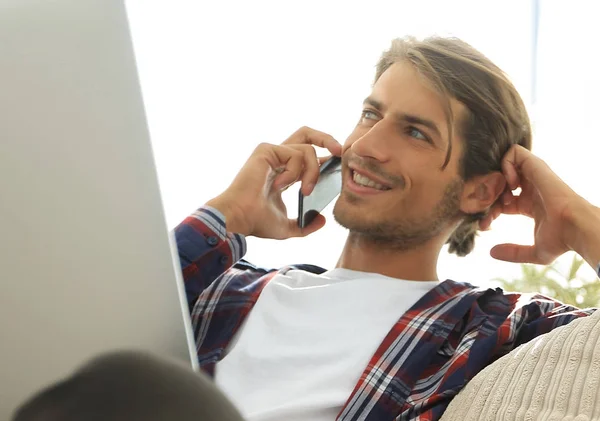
left=490, top=243, right=540, bottom=264
left=288, top=214, right=327, bottom=238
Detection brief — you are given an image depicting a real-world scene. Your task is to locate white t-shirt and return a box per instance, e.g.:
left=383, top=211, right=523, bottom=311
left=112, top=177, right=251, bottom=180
left=214, top=268, right=439, bottom=421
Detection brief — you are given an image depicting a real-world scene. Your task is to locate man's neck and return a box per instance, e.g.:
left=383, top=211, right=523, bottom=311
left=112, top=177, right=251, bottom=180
left=335, top=232, right=442, bottom=282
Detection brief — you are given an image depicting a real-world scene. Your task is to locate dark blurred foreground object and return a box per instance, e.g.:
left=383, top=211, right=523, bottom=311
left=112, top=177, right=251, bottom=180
left=12, top=351, right=245, bottom=421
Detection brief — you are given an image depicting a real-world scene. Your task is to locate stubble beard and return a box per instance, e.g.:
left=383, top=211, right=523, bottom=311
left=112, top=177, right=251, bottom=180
left=333, top=178, right=465, bottom=251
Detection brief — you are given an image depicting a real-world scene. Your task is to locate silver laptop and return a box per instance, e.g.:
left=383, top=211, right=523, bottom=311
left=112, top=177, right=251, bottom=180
left=0, top=0, right=198, bottom=418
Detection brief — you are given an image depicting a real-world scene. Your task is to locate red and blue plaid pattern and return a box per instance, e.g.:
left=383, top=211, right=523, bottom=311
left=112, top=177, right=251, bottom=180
left=174, top=206, right=595, bottom=421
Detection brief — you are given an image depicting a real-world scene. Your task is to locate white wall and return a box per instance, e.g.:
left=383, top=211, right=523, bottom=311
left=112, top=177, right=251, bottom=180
left=126, top=0, right=600, bottom=285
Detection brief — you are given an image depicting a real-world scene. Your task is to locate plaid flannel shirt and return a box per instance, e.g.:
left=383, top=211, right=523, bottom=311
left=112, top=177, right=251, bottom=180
left=174, top=206, right=596, bottom=421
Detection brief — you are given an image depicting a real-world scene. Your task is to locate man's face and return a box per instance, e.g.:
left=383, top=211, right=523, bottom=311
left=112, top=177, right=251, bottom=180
left=333, top=61, right=468, bottom=249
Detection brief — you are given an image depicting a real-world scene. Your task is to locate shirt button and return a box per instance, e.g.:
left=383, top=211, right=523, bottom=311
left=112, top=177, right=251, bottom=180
left=220, top=256, right=229, bottom=265
left=207, top=236, right=219, bottom=246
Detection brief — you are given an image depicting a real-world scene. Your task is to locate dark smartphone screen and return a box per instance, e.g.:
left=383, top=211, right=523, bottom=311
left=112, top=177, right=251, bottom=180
left=297, top=156, right=342, bottom=228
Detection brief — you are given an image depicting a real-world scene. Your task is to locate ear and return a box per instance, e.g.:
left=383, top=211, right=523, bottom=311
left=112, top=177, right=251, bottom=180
left=460, top=172, right=507, bottom=215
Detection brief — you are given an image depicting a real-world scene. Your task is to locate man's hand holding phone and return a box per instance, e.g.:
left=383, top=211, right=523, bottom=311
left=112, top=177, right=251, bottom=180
left=206, top=127, right=342, bottom=240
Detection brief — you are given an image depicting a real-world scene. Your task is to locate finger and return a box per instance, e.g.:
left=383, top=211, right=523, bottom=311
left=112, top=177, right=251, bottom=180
left=479, top=207, right=494, bottom=231
left=287, top=213, right=327, bottom=238
left=503, top=144, right=563, bottom=196
left=490, top=244, right=542, bottom=264
left=479, top=217, right=492, bottom=231
left=499, top=194, right=534, bottom=218
left=479, top=198, right=505, bottom=231
left=479, top=193, right=533, bottom=231
left=292, top=145, right=319, bottom=196
left=501, top=157, right=520, bottom=191
left=282, top=126, right=343, bottom=157
left=502, top=190, right=514, bottom=206
left=270, top=146, right=305, bottom=190
left=318, top=155, right=332, bottom=165
left=479, top=207, right=497, bottom=231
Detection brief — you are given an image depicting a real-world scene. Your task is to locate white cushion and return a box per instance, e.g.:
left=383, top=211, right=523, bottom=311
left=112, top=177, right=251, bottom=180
left=441, top=309, right=600, bottom=421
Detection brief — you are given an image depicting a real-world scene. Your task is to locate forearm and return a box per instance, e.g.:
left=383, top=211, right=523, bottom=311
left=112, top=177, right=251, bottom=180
left=565, top=201, right=600, bottom=274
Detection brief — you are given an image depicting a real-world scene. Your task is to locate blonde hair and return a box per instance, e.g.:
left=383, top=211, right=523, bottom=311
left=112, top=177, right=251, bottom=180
left=375, top=36, right=532, bottom=256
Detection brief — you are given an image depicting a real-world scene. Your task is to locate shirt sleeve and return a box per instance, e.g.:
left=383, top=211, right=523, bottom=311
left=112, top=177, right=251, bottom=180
left=173, top=206, right=247, bottom=310
left=508, top=293, right=596, bottom=350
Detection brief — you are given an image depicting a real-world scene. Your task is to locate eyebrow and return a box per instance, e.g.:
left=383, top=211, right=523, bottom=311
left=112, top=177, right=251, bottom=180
left=363, top=96, right=443, bottom=141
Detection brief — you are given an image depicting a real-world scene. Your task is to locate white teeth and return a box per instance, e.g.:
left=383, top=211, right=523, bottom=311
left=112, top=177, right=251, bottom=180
left=352, top=171, right=389, bottom=190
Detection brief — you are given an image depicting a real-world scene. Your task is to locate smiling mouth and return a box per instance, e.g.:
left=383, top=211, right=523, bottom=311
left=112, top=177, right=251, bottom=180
left=350, top=170, right=392, bottom=191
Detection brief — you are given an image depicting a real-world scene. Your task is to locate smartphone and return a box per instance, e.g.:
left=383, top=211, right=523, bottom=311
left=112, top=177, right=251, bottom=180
left=297, top=156, right=342, bottom=228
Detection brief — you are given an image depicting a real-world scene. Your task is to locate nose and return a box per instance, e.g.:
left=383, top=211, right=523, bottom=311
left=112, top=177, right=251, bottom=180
left=350, top=122, right=392, bottom=163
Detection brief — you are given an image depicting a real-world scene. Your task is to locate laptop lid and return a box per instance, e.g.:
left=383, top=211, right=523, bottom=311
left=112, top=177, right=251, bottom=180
left=0, top=0, right=198, bottom=418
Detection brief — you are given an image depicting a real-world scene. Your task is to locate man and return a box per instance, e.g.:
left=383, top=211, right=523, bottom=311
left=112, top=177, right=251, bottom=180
left=180, top=36, right=599, bottom=420
left=14, top=36, right=600, bottom=421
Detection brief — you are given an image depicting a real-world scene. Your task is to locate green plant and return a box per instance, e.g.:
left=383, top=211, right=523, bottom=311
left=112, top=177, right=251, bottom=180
left=493, top=254, right=600, bottom=308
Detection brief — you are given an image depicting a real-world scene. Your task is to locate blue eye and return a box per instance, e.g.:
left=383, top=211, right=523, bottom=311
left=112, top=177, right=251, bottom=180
left=408, top=127, right=428, bottom=142
left=359, top=110, right=379, bottom=127
left=362, top=110, right=378, bottom=120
